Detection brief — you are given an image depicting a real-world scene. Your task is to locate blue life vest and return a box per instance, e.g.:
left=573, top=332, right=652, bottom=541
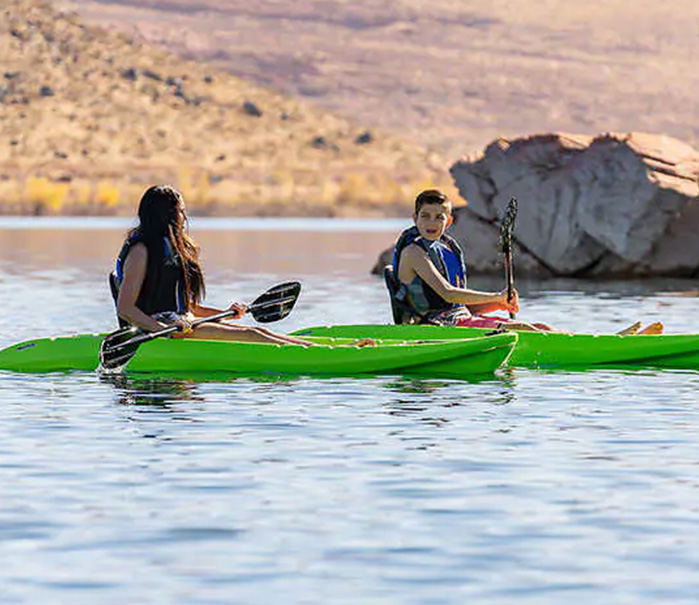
left=390, top=226, right=467, bottom=321
left=109, top=233, right=186, bottom=326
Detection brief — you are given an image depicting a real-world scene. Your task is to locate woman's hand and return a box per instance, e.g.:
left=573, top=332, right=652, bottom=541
left=170, top=316, right=194, bottom=339
left=226, top=302, right=247, bottom=320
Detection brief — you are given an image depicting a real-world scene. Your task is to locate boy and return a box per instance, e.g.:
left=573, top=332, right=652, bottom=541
left=388, top=189, right=548, bottom=330
left=387, top=189, right=661, bottom=334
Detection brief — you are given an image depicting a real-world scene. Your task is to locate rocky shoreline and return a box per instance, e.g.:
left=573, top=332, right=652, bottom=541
left=374, top=132, right=699, bottom=279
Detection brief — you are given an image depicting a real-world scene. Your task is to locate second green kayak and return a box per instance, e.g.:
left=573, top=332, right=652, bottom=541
left=0, top=331, right=517, bottom=378
left=292, top=324, right=699, bottom=370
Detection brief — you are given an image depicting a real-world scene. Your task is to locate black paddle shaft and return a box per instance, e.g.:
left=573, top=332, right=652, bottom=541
left=499, top=198, right=517, bottom=319
left=99, top=281, right=301, bottom=371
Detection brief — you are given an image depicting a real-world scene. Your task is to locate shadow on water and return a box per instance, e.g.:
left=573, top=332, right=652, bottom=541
left=98, top=370, right=313, bottom=403
left=99, top=373, right=206, bottom=408
left=379, top=370, right=518, bottom=427
left=98, top=368, right=516, bottom=411
left=523, top=365, right=699, bottom=378
left=382, top=370, right=515, bottom=395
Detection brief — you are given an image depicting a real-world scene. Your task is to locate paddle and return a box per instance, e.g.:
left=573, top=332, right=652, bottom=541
left=99, top=281, right=302, bottom=371
left=499, top=197, right=517, bottom=319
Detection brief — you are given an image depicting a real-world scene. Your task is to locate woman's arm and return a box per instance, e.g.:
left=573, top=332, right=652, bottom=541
left=190, top=301, right=246, bottom=320
left=402, top=245, right=518, bottom=312
left=190, top=302, right=223, bottom=318
left=116, top=243, right=169, bottom=332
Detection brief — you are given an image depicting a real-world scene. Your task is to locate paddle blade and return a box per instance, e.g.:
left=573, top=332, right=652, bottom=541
left=99, top=326, right=143, bottom=371
left=499, top=197, right=517, bottom=254
left=248, top=281, right=301, bottom=323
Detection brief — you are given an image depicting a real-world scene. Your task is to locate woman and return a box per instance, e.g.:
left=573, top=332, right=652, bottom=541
left=112, top=185, right=312, bottom=345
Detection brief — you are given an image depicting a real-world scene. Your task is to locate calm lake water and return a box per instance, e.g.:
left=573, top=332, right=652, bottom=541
left=1, top=217, right=699, bottom=604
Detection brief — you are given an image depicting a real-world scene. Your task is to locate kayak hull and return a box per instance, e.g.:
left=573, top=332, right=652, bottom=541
left=0, top=332, right=517, bottom=378
left=292, top=324, right=699, bottom=370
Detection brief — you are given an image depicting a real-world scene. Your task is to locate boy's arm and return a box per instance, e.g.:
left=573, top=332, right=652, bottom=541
left=403, top=245, right=515, bottom=310
left=466, top=301, right=506, bottom=314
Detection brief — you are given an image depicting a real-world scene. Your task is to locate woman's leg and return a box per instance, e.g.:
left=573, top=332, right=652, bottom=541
left=187, top=322, right=314, bottom=345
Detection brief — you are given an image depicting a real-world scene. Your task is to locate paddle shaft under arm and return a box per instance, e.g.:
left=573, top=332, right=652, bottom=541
left=108, top=292, right=299, bottom=351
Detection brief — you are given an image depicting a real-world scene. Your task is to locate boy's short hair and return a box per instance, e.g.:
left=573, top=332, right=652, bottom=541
left=414, top=189, right=451, bottom=214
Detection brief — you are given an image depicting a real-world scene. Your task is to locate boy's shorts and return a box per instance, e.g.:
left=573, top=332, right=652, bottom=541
left=453, top=315, right=505, bottom=329
left=429, top=307, right=505, bottom=329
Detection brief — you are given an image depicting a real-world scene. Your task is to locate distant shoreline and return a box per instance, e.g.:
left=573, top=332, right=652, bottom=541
left=0, top=202, right=414, bottom=219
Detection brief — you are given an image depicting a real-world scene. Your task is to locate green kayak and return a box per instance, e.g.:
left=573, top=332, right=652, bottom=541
left=0, top=332, right=517, bottom=378
left=292, top=324, right=699, bottom=370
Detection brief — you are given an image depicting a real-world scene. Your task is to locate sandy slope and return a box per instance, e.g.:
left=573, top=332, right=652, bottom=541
left=1, top=0, right=450, bottom=215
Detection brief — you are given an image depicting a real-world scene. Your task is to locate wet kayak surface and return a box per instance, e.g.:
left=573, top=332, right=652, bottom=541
left=2, top=218, right=699, bottom=604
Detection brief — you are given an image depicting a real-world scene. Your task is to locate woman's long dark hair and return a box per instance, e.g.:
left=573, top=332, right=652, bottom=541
left=128, top=185, right=205, bottom=309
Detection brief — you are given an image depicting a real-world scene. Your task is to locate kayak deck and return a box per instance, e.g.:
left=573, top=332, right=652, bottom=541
left=292, top=324, right=699, bottom=370
left=0, top=332, right=517, bottom=378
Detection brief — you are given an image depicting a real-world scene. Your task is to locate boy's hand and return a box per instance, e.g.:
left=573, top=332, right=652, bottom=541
left=501, top=289, right=520, bottom=314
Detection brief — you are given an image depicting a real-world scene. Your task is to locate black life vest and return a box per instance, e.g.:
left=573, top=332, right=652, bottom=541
left=109, top=233, right=186, bottom=325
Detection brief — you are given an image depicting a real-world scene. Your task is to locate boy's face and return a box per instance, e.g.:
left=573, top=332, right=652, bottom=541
left=413, top=202, right=453, bottom=241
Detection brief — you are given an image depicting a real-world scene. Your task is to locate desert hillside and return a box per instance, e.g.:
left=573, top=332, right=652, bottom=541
left=54, top=0, right=699, bottom=158
left=0, top=0, right=450, bottom=215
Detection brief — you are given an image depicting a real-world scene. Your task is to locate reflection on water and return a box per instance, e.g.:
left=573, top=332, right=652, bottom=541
left=382, top=378, right=456, bottom=394
left=0, top=217, right=404, bottom=277
left=100, top=373, right=205, bottom=407
left=101, top=372, right=508, bottom=412
left=2, top=219, right=699, bottom=605
left=0, top=219, right=402, bottom=348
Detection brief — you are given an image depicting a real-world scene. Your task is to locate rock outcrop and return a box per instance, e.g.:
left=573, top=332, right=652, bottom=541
left=448, top=132, right=699, bottom=277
